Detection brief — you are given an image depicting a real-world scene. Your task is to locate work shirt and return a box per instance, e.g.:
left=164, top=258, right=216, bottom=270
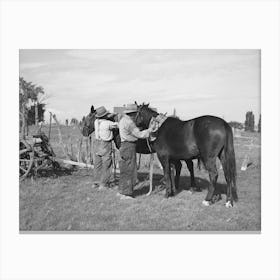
left=119, top=114, right=150, bottom=142
left=94, top=119, right=118, bottom=141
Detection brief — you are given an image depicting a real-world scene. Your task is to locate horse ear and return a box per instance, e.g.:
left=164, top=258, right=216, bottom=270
left=134, top=101, right=138, bottom=106
left=147, top=103, right=150, bottom=107
left=90, top=105, right=95, bottom=114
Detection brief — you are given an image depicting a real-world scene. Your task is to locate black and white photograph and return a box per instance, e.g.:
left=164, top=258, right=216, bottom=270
left=19, top=49, right=261, bottom=232
left=1, top=1, right=280, bottom=279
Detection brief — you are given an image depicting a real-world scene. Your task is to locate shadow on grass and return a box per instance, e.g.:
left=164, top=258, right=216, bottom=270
left=132, top=171, right=228, bottom=197
left=34, top=166, right=76, bottom=179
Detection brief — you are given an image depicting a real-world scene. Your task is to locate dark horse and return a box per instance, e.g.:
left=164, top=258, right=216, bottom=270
left=135, top=103, right=238, bottom=207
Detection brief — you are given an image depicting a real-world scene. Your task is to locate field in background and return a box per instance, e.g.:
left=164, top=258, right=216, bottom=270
left=19, top=125, right=261, bottom=231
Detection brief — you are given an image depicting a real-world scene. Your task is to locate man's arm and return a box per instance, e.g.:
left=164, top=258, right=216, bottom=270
left=108, top=121, right=118, bottom=130
left=130, top=122, right=152, bottom=139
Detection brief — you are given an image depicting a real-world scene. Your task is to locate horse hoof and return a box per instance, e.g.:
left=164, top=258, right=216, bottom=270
left=202, top=200, right=210, bottom=206
left=225, top=201, right=233, bottom=208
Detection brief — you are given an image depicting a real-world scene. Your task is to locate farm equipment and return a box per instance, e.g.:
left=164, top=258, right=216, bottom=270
left=19, top=131, right=95, bottom=181
left=19, top=132, right=59, bottom=181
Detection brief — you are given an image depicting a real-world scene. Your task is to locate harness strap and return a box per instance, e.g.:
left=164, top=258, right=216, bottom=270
left=148, top=113, right=168, bottom=142
left=146, top=138, right=153, bottom=153
left=137, top=153, right=141, bottom=170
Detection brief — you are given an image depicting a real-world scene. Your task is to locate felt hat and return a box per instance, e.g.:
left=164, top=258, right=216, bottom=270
left=95, top=106, right=109, bottom=118
left=123, top=104, right=138, bottom=114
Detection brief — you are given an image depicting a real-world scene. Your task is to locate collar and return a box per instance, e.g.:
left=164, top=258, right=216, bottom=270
left=148, top=113, right=168, bottom=141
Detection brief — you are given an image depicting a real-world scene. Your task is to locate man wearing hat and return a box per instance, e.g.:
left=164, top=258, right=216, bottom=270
left=118, top=104, right=155, bottom=199
left=92, top=106, right=118, bottom=189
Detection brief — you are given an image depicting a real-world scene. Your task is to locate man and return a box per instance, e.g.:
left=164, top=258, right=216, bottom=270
left=118, top=104, right=155, bottom=199
left=92, top=106, right=118, bottom=190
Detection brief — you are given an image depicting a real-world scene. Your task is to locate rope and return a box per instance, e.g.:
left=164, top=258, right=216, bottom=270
left=146, top=138, right=153, bottom=153
left=112, top=141, right=117, bottom=180
left=137, top=153, right=141, bottom=170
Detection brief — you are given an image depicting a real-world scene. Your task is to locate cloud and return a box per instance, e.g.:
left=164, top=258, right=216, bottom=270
left=20, top=62, right=46, bottom=70
left=19, top=49, right=260, bottom=122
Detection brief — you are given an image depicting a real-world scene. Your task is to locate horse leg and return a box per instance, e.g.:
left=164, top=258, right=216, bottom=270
left=158, top=155, right=173, bottom=198
left=174, top=160, right=182, bottom=190
left=170, top=162, right=176, bottom=194
left=202, top=158, right=218, bottom=206
left=170, top=160, right=182, bottom=192
left=219, top=150, right=236, bottom=207
left=185, top=159, right=201, bottom=192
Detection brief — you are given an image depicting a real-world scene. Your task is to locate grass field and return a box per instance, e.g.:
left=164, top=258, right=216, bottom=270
left=19, top=125, right=261, bottom=231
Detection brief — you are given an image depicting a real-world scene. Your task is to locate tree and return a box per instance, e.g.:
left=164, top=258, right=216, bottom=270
left=245, top=111, right=255, bottom=132
left=258, top=114, right=261, bottom=133
left=70, top=118, right=79, bottom=126
left=26, top=103, right=46, bottom=125
left=19, top=77, right=46, bottom=135
left=228, top=121, right=244, bottom=130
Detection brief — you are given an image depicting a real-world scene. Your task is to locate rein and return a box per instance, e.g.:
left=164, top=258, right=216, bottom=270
left=146, top=138, right=153, bottom=153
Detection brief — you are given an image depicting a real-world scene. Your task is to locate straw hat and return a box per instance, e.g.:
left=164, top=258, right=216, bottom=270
left=123, top=104, right=138, bottom=114
left=95, top=106, right=109, bottom=118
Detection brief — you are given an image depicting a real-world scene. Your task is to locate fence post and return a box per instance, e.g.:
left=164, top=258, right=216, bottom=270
left=52, top=114, right=69, bottom=159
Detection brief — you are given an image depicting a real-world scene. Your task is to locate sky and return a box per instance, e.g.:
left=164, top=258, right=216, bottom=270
left=19, top=49, right=260, bottom=123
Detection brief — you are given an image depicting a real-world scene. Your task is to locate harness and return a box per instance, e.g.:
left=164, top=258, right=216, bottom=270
left=142, top=113, right=167, bottom=153
left=148, top=113, right=168, bottom=142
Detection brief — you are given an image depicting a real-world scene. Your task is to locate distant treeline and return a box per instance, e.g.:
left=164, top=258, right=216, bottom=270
left=228, top=111, right=261, bottom=133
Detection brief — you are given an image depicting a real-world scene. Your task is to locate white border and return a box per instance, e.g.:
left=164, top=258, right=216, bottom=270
left=1, top=1, right=279, bottom=280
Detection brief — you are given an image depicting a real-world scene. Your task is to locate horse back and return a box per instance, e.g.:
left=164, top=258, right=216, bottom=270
left=191, top=115, right=229, bottom=157
left=154, top=115, right=229, bottom=160
left=154, top=117, right=199, bottom=159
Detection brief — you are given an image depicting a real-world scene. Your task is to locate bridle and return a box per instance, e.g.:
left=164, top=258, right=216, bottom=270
left=84, top=113, right=96, bottom=132
left=135, top=106, right=154, bottom=154
left=135, top=107, right=142, bottom=125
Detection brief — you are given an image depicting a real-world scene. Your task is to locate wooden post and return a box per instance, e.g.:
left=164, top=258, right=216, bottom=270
left=69, top=137, right=73, bottom=160
left=48, top=112, right=52, bottom=140
left=51, top=157, right=95, bottom=169
left=77, top=137, right=83, bottom=162
left=52, top=114, right=69, bottom=158
left=85, top=137, right=89, bottom=163
left=241, top=139, right=254, bottom=171
left=89, top=136, right=93, bottom=164
left=20, top=109, right=26, bottom=139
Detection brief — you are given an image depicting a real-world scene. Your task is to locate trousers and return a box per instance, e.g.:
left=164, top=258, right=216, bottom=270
left=119, top=141, right=137, bottom=196
left=93, top=140, right=113, bottom=187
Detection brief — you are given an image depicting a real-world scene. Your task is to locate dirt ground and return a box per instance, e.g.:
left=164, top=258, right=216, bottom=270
left=19, top=125, right=261, bottom=231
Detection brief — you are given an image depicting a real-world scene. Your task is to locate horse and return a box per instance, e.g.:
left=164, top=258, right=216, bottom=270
left=135, top=103, right=238, bottom=207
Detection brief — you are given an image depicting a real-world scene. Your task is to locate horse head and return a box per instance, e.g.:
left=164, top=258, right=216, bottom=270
left=81, top=105, right=96, bottom=136
left=135, top=102, right=157, bottom=129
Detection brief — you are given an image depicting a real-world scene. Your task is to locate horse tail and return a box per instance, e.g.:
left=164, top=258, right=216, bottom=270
left=223, top=123, right=238, bottom=201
